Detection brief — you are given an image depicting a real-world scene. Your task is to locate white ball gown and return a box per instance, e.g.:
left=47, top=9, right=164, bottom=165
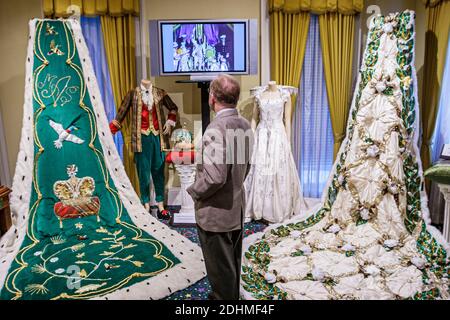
left=240, top=10, right=450, bottom=300
left=244, top=87, right=307, bottom=224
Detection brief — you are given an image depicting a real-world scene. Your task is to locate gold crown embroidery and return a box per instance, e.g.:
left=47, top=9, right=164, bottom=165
left=53, top=165, right=100, bottom=228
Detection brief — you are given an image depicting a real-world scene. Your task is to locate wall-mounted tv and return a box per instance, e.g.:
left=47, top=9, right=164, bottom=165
left=149, top=19, right=258, bottom=77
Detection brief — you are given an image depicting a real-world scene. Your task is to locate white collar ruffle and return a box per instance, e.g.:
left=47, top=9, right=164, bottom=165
left=140, top=82, right=154, bottom=108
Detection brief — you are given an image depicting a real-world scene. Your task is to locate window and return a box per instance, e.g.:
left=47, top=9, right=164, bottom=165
left=292, top=15, right=334, bottom=198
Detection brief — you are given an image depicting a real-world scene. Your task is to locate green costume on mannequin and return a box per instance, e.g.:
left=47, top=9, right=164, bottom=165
left=135, top=134, right=165, bottom=204
left=110, top=79, right=178, bottom=218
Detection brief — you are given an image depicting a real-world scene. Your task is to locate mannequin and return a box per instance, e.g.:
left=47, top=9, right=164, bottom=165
left=245, top=80, right=307, bottom=224
left=251, top=81, right=292, bottom=142
left=110, top=79, right=178, bottom=219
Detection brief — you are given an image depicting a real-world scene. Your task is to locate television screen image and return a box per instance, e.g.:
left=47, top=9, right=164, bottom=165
left=159, top=21, right=247, bottom=75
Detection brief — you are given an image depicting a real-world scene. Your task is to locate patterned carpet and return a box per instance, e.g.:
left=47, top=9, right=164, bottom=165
left=160, top=207, right=268, bottom=300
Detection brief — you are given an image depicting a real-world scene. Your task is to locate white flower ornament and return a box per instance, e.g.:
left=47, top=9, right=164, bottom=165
left=264, top=272, right=277, bottom=284
left=411, top=256, right=426, bottom=270
left=384, top=239, right=399, bottom=249
left=360, top=208, right=371, bottom=220
left=342, top=243, right=356, bottom=252
left=375, top=81, right=387, bottom=93
left=337, top=174, right=345, bottom=186
left=383, top=22, right=394, bottom=34
left=327, top=224, right=341, bottom=234
left=388, top=183, right=399, bottom=195
left=312, top=267, right=325, bottom=282
left=365, top=265, right=381, bottom=276
left=366, top=145, right=380, bottom=158
left=300, top=245, right=312, bottom=256
left=290, top=230, right=302, bottom=239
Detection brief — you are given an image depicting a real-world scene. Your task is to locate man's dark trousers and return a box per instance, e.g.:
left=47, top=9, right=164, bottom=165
left=197, top=225, right=243, bottom=300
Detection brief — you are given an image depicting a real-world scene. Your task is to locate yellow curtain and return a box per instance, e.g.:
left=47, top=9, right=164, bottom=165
left=269, top=0, right=364, bottom=14
left=101, top=15, right=140, bottom=194
left=43, top=0, right=139, bottom=17
left=420, top=0, right=450, bottom=174
left=422, top=0, right=448, bottom=7
left=270, top=11, right=310, bottom=88
left=269, top=0, right=361, bottom=156
left=319, top=13, right=356, bottom=159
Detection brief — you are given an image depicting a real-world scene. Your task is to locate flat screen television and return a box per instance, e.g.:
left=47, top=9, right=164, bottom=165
left=149, top=19, right=258, bottom=77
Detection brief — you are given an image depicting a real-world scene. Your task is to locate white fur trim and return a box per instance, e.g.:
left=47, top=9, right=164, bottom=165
left=165, top=119, right=176, bottom=128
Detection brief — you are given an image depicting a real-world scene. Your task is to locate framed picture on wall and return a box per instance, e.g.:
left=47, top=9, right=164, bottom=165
left=441, top=144, right=450, bottom=160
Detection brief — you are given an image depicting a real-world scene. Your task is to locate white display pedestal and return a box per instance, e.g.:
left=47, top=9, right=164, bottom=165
left=438, top=184, right=450, bottom=243
left=171, top=164, right=197, bottom=226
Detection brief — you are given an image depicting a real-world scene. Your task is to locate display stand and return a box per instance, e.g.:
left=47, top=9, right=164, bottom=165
left=171, top=164, right=197, bottom=227
left=438, top=184, right=450, bottom=243
left=171, top=78, right=211, bottom=226
left=175, top=80, right=211, bottom=133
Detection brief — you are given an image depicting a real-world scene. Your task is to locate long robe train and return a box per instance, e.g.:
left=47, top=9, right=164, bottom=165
left=0, top=19, right=205, bottom=300
left=241, top=10, right=450, bottom=300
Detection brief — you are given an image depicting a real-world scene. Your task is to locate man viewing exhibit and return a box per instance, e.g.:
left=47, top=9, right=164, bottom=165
left=187, top=75, right=252, bottom=300
left=0, top=0, right=449, bottom=312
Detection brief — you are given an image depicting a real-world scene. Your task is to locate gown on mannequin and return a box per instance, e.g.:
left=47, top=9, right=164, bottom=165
left=244, top=87, right=307, bottom=224
left=241, top=11, right=449, bottom=300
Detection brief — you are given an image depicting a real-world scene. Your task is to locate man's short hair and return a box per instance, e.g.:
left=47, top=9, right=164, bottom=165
left=210, top=74, right=240, bottom=107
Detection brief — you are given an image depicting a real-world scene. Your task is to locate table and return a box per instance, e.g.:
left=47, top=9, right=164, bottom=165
left=0, top=186, right=12, bottom=237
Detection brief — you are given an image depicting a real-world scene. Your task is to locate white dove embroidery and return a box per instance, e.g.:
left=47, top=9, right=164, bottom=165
left=49, top=120, right=84, bottom=149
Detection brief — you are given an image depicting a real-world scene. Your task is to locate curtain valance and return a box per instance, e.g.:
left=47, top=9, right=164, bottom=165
left=43, top=0, right=140, bottom=17
left=269, top=0, right=363, bottom=15
left=423, top=0, right=449, bottom=8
